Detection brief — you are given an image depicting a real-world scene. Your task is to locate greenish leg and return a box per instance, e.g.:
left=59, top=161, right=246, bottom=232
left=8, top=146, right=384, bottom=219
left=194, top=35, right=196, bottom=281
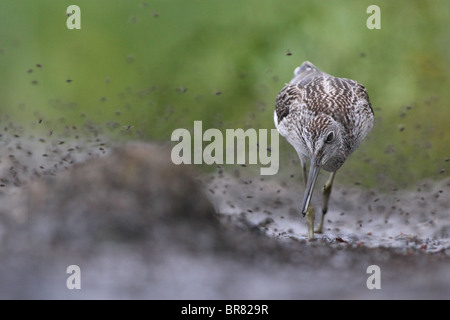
left=305, top=205, right=315, bottom=239
left=316, top=171, right=336, bottom=234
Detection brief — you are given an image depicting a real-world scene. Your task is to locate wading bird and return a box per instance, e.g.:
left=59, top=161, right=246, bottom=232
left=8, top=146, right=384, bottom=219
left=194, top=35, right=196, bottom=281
left=274, top=61, right=374, bottom=238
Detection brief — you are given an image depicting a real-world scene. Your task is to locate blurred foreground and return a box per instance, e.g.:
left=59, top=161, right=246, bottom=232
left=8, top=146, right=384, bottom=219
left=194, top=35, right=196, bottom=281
left=0, top=137, right=448, bottom=299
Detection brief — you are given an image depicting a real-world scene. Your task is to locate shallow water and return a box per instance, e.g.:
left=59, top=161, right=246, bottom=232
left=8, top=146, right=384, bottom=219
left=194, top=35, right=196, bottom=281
left=204, top=170, right=450, bottom=254
left=0, top=131, right=448, bottom=299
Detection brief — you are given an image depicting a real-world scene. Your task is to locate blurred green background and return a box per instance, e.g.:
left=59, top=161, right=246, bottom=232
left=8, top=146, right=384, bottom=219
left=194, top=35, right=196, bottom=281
left=0, top=0, right=448, bottom=189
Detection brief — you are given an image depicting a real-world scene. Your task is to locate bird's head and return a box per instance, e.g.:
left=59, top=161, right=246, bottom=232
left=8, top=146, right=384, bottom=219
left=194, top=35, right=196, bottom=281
left=300, top=114, right=346, bottom=216
left=306, top=115, right=346, bottom=171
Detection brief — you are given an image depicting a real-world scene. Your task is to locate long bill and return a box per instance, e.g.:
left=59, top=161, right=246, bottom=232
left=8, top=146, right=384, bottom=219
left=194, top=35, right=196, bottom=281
left=301, top=156, right=321, bottom=217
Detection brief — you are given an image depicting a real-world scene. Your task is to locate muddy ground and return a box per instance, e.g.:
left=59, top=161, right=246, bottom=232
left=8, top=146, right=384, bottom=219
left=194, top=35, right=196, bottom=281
left=0, top=136, right=448, bottom=299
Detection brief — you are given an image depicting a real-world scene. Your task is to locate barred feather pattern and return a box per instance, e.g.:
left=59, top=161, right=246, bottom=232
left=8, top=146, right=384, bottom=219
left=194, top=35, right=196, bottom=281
left=275, top=61, right=374, bottom=167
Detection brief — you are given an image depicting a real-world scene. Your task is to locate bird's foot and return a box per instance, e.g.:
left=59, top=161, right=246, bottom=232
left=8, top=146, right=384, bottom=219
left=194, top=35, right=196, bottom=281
left=314, top=211, right=326, bottom=234
left=314, top=227, right=323, bottom=234
left=305, top=205, right=315, bottom=239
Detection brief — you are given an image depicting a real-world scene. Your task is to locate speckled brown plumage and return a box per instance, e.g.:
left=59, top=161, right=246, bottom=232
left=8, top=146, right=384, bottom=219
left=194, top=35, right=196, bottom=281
left=274, top=61, right=374, bottom=235
left=275, top=61, right=374, bottom=172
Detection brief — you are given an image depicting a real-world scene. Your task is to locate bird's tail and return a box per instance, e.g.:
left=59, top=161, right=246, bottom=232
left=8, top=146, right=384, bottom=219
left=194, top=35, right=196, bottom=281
left=290, top=61, right=329, bottom=84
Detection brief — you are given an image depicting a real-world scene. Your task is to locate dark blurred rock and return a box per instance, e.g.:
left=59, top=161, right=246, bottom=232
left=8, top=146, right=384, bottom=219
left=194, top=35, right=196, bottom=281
left=0, top=142, right=227, bottom=298
left=3, top=142, right=226, bottom=251
left=0, top=142, right=448, bottom=299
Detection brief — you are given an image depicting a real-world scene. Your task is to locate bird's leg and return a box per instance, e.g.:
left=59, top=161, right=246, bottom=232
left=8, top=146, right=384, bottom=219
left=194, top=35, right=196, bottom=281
left=301, top=158, right=315, bottom=239
left=305, top=205, right=315, bottom=239
left=316, top=171, right=336, bottom=234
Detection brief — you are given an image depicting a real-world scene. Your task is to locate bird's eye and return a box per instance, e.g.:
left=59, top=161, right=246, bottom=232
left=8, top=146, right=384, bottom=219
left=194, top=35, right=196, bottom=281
left=325, top=131, right=334, bottom=143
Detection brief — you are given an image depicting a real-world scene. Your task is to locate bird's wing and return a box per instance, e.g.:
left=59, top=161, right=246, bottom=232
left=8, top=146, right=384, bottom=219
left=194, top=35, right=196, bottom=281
left=351, top=81, right=374, bottom=116
left=275, top=84, right=302, bottom=125
left=300, top=76, right=373, bottom=118
left=275, top=61, right=329, bottom=126
left=275, top=62, right=374, bottom=134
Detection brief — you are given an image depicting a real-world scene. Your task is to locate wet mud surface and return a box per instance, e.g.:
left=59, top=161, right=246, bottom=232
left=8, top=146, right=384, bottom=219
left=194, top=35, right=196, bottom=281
left=0, top=136, right=448, bottom=299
